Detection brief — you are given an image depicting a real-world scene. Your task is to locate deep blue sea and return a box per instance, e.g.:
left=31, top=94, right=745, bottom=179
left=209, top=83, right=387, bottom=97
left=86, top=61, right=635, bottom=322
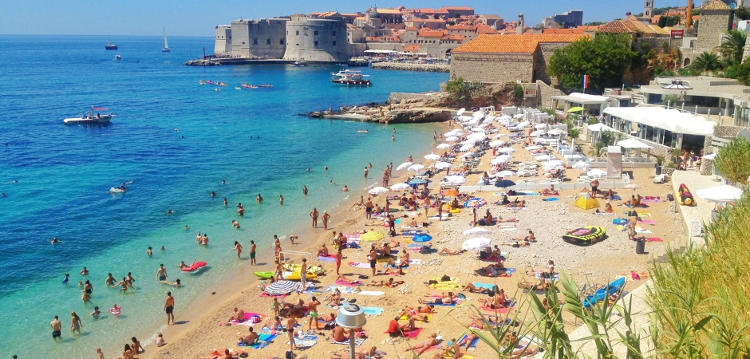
left=0, top=35, right=447, bottom=358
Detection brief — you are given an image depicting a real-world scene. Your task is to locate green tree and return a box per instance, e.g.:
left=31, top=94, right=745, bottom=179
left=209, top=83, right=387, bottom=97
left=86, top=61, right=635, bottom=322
left=658, top=15, right=680, bottom=27
left=735, top=6, right=750, bottom=20
left=714, top=137, right=750, bottom=185
left=718, top=30, right=747, bottom=65
left=725, top=59, right=750, bottom=85
left=691, top=52, right=723, bottom=74
left=513, top=84, right=524, bottom=104
left=445, top=77, right=480, bottom=107
left=548, top=34, right=636, bottom=93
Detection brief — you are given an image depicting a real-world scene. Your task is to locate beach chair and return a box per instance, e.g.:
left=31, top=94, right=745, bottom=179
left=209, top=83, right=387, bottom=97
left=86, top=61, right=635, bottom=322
left=577, top=175, right=590, bottom=183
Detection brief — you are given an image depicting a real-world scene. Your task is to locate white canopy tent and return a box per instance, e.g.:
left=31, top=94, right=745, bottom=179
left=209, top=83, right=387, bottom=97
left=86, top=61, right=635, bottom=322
left=617, top=138, right=652, bottom=149
left=603, top=107, right=715, bottom=136
left=696, top=184, right=743, bottom=202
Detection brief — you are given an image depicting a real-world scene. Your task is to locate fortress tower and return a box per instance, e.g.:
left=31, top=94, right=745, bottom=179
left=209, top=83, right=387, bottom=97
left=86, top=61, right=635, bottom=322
left=696, top=0, right=732, bottom=52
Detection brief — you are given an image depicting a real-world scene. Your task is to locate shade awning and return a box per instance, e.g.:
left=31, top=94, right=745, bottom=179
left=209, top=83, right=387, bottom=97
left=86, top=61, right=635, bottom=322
left=603, top=107, right=715, bottom=136
left=616, top=137, right=653, bottom=149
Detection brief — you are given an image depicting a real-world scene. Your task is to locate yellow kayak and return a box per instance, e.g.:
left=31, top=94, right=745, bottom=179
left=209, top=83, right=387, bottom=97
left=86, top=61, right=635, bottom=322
left=283, top=271, right=317, bottom=280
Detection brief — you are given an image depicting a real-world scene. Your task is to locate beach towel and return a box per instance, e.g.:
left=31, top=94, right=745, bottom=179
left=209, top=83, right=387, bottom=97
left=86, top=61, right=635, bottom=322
left=357, top=290, right=385, bottom=296
left=400, top=314, right=432, bottom=321
left=363, top=307, right=384, bottom=316
left=641, top=196, right=660, bottom=203
left=646, top=237, right=663, bottom=242
left=240, top=333, right=276, bottom=349
left=331, top=337, right=366, bottom=346
left=317, top=255, right=337, bottom=262
left=228, top=312, right=264, bottom=326
left=472, top=282, right=496, bottom=290
left=636, top=211, right=651, bottom=218
left=542, top=197, right=559, bottom=202
left=433, top=300, right=459, bottom=307
left=348, top=261, right=371, bottom=269
left=613, top=218, right=629, bottom=225
left=638, top=219, right=656, bottom=225
left=429, top=280, right=460, bottom=290
left=402, top=328, right=423, bottom=339
left=458, top=333, right=480, bottom=349
left=635, top=227, right=652, bottom=234
left=334, top=279, right=362, bottom=287
left=344, top=233, right=361, bottom=241
left=290, top=334, right=318, bottom=348
left=326, top=286, right=355, bottom=294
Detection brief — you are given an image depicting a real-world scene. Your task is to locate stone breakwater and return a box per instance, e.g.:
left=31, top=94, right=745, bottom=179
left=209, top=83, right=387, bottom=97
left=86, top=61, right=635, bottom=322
left=307, top=91, right=455, bottom=123
left=371, top=61, right=450, bottom=72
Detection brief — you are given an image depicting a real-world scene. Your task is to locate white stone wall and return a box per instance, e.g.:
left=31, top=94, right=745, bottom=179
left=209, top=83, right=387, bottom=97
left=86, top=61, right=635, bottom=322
left=283, top=17, right=349, bottom=62
left=214, top=25, right=232, bottom=56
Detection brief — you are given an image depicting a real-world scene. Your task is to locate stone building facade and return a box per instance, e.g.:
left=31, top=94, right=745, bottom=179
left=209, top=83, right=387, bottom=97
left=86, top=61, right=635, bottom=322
left=695, top=0, right=732, bottom=52
left=450, top=34, right=588, bottom=84
left=213, top=15, right=349, bottom=62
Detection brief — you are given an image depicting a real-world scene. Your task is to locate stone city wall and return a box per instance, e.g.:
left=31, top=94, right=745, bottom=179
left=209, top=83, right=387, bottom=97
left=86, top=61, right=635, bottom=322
left=450, top=53, right=534, bottom=83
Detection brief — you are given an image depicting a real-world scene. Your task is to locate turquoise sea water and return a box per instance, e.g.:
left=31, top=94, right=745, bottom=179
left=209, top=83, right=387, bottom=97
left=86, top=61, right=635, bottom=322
left=0, top=35, right=447, bottom=358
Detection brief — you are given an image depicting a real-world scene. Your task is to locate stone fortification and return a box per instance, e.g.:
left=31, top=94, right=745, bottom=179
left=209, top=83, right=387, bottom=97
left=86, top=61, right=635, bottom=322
left=283, top=15, right=348, bottom=62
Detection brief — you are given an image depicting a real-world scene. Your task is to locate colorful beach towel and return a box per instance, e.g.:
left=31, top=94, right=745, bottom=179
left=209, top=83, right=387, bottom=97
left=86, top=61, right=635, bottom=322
left=472, top=282, right=496, bottom=290
left=458, top=333, right=480, bottom=349
left=318, top=255, right=337, bottom=262
left=542, top=197, right=559, bottom=201
left=638, top=219, right=656, bottom=225
left=402, top=328, right=423, bottom=339
left=646, top=237, right=663, bottom=242
left=331, top=337, right=366, bottom=346
left=334, top=279, right=362, bottom=287
left=228, top=312, right=264, bottom=326
left=291, top=334, right=318, bottom=348
left=348, top=261, right=371, bottom=269
left=240, top=333, right=276, bottom=349
left=363, top=307, right=384, bottom=316
left=613, top=218, right=629, bottom=225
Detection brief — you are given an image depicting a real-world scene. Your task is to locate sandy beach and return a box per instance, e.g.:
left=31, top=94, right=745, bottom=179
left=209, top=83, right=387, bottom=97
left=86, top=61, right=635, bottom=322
left=137, top=110, right=687, bottom=359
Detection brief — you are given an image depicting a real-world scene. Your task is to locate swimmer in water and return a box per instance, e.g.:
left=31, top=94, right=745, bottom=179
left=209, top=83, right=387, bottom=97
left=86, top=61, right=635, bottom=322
left=105, top=273, right=116, bottom=287
left=161, top=279, right=181, bottom=287
left=223, top=197, right=228, bottom=207
left=324, top=166, right=328, bottom=171
left=62, top=273, right=70, bottom=284
left=221, top=179, right=226, bottom=184
left=80, top=267, right=89, bottom=276
left=147, top=247, right=153, bottom=256
left=342, top=185, right=348, bottom=192
left=256, top=194, right=263, bottom=203
left=210, top=191, right=216, bottom=198
left=166, top=209, right=173, bottom=215
left=232, top=220, right=240, bottom=229
left=303, top=185, right=308, bottom=195
left=279, top=194, right=284, bottom=206
left=306, top=167, right=311, bottom=172
left=51, top=237, right=59, bottom=244
left=161, top=245, right=165, bottom=251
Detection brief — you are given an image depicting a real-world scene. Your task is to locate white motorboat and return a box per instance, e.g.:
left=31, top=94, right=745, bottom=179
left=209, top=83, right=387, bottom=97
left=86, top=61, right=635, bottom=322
left=331, top=69, right=371, bottom=86
left=64, top=107, right=114, bottom=125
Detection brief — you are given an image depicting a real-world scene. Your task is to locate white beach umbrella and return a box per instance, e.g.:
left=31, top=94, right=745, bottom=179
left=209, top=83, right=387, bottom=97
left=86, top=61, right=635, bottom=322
left=587, top=169, right=607, bottom=178
left=489, top=140, right=506, bottom=148
left=496, top=147, right=515, bottom=154
left=513, top=114, right=525, bottom=119
left=491, top=155, right=511, bottom=165
left=424, top=153, right=441, bottom=161
left=461, top=152, right=474, bottom=159
left=696, top=184, right=743, bottom=202
left=534, top=123, right=547, bottom=130
left=445, top=136, right=459, bottom=142
left=547, top=128, right=565, bottom=136
left=368, top=186, right=389, bottom=195
left=572, top=161, right=590, bottom=170
left=459, top=143, right=474, bottom=152
left=542, top=160, right=565, bottom=171
left=497, top=170, right=516, bottom=177
left=456, top=108, right=466, bottom=116
left=444, top=175, right=466, bottom=185
left=462, top=237, right=491, bottom=250
left=396, top=161, right=413, bottom=171
left=466, top=132, right=486, bottom=141
left=434, top=161, right=452, bottom=170
left=390, top=183, right=411, bottom=191
left=525, top=145, right=542, bottom=151
left=408, top=164, right=425, bottom=172
left=530, top=130, right=545, bottom=137
left=444, top=129, right=463, bottom=137
left=463, top=227, right=492, bottom=236
left=436, top=143, right=451, bottom=149
left=517, top=120, right=530, bottom=127
left=470, top=127, right=486, bottom=132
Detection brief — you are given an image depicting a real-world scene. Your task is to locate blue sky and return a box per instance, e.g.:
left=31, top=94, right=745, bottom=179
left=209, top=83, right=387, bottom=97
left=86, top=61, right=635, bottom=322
left=0, top=0, right=689, bottom=36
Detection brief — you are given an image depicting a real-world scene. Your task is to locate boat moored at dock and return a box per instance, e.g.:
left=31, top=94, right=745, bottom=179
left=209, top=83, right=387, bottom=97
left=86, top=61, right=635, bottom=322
left=331, top=70, right=371, bottom=86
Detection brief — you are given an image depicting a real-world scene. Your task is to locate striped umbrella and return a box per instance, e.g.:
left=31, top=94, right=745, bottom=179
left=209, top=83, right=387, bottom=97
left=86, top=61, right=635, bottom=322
left=264, top=280, right=301, bottom=296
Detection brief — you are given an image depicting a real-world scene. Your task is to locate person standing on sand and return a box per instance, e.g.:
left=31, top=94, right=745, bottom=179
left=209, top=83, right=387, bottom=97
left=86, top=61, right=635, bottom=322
left=164, top=291, right=175, bottom=325
left=322, top=211, right=331, bottom=230
left=286, top=317, right=298, bottom=351
left=50, top=315, right=62, bottom=341
left=234, top=241, right=242, bottom=259
left=300, top=258, right=308, bottom=289
left=307, top=296, right=321, bottom=330
left=368, top=246, right=377, bottom=277
left=250, top=240, right=256, bottom=265
left=310, top=208, right=319, bottom=228
left=423, top=196, right=431, bottom=217
left=335, top=248, right=343, bottom=275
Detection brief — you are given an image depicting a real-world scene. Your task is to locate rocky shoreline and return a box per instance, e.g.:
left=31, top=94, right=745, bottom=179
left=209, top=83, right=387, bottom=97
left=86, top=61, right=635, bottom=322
left=371, top=61, right=450, bottom=72
left=307, top=91, right=456, bottom=123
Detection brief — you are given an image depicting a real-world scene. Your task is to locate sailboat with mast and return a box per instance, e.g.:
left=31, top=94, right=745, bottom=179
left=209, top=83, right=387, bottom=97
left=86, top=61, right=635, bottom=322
left=161, top=28, right=170, bottom=53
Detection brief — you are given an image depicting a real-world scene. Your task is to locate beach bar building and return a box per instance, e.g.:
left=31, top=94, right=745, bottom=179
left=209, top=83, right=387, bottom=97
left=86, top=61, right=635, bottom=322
left=552, top=92, right=618, bottom=115
left=602, top=107, right=716, bottom=153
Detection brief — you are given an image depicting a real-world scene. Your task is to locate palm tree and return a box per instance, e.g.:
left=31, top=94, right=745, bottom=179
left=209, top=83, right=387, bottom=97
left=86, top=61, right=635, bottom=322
left=718, top=30, right=747, bottom=65
left=691, top=52, right=723, bottom=74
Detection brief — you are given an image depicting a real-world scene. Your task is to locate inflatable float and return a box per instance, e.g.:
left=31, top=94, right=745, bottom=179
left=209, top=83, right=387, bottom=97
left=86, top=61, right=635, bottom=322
left=562, top=226, right=607, bottom=245
left=282, top=263, right=324, bottom=275
left=676, top=183, right=696, bottom=206
left=254, top=271, right=274, bottom=279
left=283, top=271, right=317, bottom=281
left=109, top=304, right=121, bottom=316
left=181, top=261, right=207, bottom=272
left=583, top=277, right=626, bottom=308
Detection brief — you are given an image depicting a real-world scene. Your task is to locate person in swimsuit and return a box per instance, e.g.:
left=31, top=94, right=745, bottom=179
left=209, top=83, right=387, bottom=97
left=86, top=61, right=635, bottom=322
left=368, top=247, right=377, bottom=277
left=307, top=296, right=321, bottom=330
left=233, top=241, right=242, bottom=259
left=50, top=315, right=62, bottom=340
left=310, top=208, right=319, bottom=228
left=250, top=240, right=256, bottom=265
left=335, top=249, right=343, bottom=275
left=286, top=317, right=297, bottom=351
left=156, top=264, right=168, bottom=281
left=70, top=312, right=82, bottom=334
left=164, top=291, right=174, bottom=325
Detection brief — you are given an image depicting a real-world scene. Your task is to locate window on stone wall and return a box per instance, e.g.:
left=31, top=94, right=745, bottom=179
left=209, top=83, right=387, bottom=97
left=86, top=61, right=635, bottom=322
left=296, top=30, right=299, bottom=35
left=266, top=38, right=271, bottom=45
left=333, top=41, right=336, bottom=46
left=253, top=38, right=258, bottom=45
left=314, top=41, right=319, bottom=46
left=280, top=39, right=284, bottom=45
left=314, top=30, right=319, bottom=35
left=333, top=31, right=337, bottom=36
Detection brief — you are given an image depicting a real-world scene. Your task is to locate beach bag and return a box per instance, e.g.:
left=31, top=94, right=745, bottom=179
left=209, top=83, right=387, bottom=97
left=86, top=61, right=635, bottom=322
left=667, top=193, right=674, bottom=201
left=440, top=275, right=451, bottom=282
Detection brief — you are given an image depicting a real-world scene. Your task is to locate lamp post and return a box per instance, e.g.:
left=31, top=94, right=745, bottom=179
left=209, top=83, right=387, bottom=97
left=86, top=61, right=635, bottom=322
left=336, top=303, right=366, bottom=359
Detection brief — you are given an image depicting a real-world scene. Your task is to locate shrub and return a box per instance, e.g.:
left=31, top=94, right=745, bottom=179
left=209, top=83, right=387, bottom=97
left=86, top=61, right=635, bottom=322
left=714, top=137, right=750, bottom=185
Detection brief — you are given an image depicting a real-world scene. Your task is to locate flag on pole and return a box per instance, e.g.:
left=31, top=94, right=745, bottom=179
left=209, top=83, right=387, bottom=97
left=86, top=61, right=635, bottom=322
left=582, top=74, right=589, bottom=90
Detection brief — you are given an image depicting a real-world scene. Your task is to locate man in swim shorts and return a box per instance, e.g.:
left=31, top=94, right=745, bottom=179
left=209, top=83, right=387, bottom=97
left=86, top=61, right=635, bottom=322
left=156, top=264, right=167, bottom=281
left=250, top=240, right=256, bottom=265
left=164, top=291, right=174, bottom=325
left=50, top=315, right=62, bottom=340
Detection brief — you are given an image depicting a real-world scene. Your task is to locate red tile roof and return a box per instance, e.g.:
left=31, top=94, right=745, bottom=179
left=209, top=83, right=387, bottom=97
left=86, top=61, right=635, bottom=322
left=453, top=33, right=589, bottom=54
left=543, top=27, right=587, bottom=34
left=418, top=29, right=447, bottom=38
left=439, top=6, right=474, bottom=11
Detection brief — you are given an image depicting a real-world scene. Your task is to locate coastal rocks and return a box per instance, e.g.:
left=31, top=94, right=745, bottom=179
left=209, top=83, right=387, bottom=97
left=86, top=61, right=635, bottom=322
left=386, top=108, right=453, bottom=123
left=184, top=59, right=219, bottom=66
left=371, top=62, right=449, bottom=72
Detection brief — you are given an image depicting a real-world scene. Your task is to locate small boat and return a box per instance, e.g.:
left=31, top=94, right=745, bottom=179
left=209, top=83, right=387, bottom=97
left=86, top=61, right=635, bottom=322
left=293, top=61, right=306, bottom=67
left=331, top=70, right=371, bottom=86
left=64, top=106, right=115, bottom=125
left=114, top=54, right=122, bottom=61
left=105, top=42, right=118, bottom=50
left=161, top=28, right=170, bottom=53
left=257, top=84, right=273, bottom=88
left=357, top=130, right=369, bottom=133
left=241, top=83, right=258, bottom=89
